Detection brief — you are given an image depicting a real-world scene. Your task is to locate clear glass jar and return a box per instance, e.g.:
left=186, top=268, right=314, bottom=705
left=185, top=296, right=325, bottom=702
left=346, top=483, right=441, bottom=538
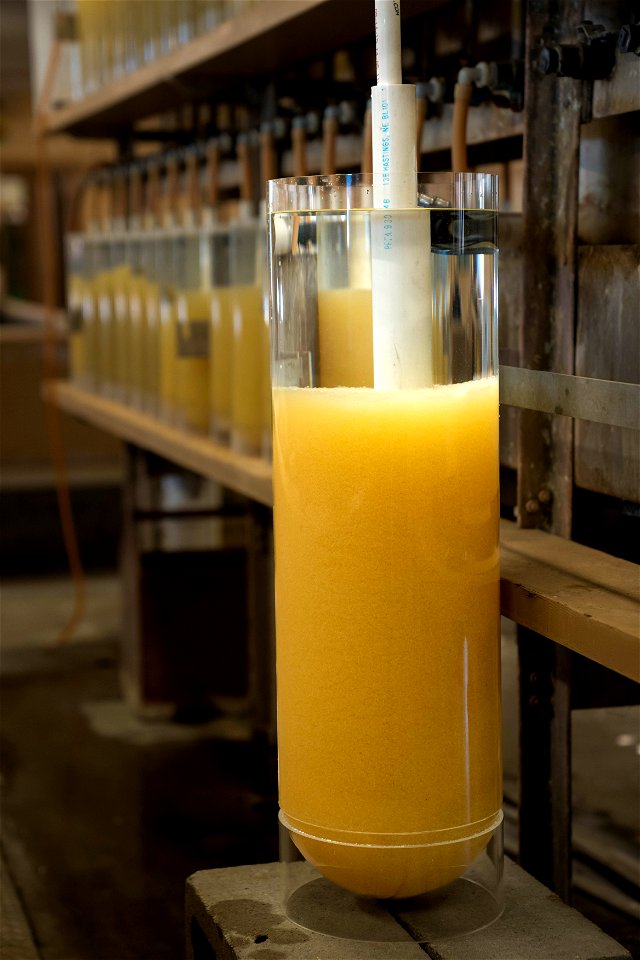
left=157, top=227, right=178, bottom=422
left=172, top=227, right=211, bottom=432
left=229, top=214, right=269, bottom=457
left=65, top=232, right=88, bottom=385
left=109, top=230, right=130, bottom=402
left=268, top=172, right=502, bottom=943
left=80, top=235, right=101, bottom=391
left=91, top=233, right=118, bottom=397
left=207, top=224, right=232, bottom=442
left=137, top=230, right=161, bottom=414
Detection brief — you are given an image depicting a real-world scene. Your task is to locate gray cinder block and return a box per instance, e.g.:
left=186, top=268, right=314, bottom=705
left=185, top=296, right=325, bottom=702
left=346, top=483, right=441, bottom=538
left=185, top=859, right=631, bottom=960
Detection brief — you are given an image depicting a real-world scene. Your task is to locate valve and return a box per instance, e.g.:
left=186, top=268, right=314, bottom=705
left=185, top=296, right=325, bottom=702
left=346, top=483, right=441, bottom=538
left=536, top=20, right=618, bottom=79
left=618, top=22, right=640, bottom=56
left=457, top=61, right=524, bottom=111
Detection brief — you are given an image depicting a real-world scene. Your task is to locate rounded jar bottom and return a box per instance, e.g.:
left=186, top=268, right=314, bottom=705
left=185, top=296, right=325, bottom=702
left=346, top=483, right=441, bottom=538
left=280, top=816, right=504, bottom=943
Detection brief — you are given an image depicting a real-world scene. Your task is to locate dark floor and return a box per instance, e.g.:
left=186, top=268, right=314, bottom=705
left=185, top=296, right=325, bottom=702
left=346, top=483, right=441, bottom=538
left=1, top=574, right=638, bottom=960
left=1, top=633, right=278, bottom=960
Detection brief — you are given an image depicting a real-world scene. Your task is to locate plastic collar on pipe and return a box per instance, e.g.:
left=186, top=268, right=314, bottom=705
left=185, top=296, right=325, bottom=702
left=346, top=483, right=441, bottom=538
left=457, top=62, right=491, bottom=87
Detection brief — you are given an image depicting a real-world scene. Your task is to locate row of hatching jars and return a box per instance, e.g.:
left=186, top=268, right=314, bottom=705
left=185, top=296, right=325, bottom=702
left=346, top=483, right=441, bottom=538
left=66, top=218, right=271, bottom=460
left=76, top=0, right=257, bottom=97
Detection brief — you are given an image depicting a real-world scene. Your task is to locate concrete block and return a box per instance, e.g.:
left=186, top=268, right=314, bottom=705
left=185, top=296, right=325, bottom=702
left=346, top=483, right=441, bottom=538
left=186, top=859, right=631, bottom=960
left=423, top=859, right=632, bottom=960
left=186, top=862, right=424, bottom=960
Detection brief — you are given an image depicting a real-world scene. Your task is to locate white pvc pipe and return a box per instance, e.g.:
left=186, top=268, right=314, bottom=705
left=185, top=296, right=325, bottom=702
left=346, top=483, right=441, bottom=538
left=375, top=0, right=402, bottom=84
left=371, top=0, right=432, bottom=388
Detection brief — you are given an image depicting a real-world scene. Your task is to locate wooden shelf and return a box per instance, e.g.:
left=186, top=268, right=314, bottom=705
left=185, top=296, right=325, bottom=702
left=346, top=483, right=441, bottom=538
left=593, top=52, right=640, bottom=120
left=45, top=380, right=639, bottom=681
left=1, top=298, right=66, bottom=336
left=500, top=521, right=639, bottom=683
left=0, top=461, right=123, bottom=492
left=43, top=380, right=272, bottom=506
left=44, top=0, right=445, bottom=138
left=419, top=102, right=524, bottom=155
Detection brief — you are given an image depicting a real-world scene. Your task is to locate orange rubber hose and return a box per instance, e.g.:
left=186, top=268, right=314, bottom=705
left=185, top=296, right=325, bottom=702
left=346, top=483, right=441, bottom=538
left=452, top=82, right=473, bottom=173
left=36, top=131, right=87, bottom=646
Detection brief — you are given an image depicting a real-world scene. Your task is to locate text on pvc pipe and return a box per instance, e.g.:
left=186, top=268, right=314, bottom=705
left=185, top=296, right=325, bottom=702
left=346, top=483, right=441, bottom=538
left=381, top=98, right=390, bottom=187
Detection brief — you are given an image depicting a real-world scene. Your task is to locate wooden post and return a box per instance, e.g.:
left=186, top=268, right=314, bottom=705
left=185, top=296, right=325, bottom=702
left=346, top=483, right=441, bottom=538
left=517, top=0, right=584, bottom=903
left=518, top=630, right=573, bottom=901
left=518, top=0, right=582, bottom=537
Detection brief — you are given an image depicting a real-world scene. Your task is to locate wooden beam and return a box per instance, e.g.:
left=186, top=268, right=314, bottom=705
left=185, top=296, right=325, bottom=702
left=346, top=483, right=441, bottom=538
left=518, top=0, right=584, bottom=539
left=518, top=634, right=573, bottom=901
left=501, top=519, right=639, bottom=683
left=575, top=244, right=640, bottom=502
left=592, top=52, right=640, bottom=119
left=43, top=380, right=272, bottom=506
left=0, top=299, right=66, bottom=333
left=500, top=367, right=640, bottom=430
left=419, top=102, right=524, bottom=156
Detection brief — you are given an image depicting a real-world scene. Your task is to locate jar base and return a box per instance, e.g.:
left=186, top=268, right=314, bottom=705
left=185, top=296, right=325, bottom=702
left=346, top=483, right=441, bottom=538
left=281, top=821, right=504, bottom=944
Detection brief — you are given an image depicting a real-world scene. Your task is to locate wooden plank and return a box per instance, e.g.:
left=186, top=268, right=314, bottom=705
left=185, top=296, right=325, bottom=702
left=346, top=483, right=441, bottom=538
left=0, top=300, right=66, bottom=335
left=578, top=118, right=639, bottom=245
left=43, top=380, right=272, bottom=507
left=575, top=245, right=640, bottom=501
left=501, top=519, right=640, bottom=682
left=419, top=102, right=524, bottom=156
left=592, top=52, right=640, bottom=119
left=0, top=462, right=122, bottom=492
left=518, top=634, right=573, bottom=904
left=0, top=132, right=116, bottom=171
left=498, top=215, right=523, bottom=471
left=500, top=367, right=640, bottom=430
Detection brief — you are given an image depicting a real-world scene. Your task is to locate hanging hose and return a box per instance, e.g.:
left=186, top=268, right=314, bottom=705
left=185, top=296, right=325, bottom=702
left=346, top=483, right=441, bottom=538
left=452, top=63, right=491, bottom=173
left=452, top=80, right=473, bottom=172
left=321, top=106, right=339, bottom=176
left=36, top=132, right=88, bottom=646
left=291, top=116, right=307, bottom=178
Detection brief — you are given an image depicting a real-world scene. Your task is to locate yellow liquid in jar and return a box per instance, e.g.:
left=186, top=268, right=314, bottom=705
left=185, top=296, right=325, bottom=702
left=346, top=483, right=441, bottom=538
left=231, top=285, right=264, bottom=455
left=142, top=279, right=161, bottom=411
left=273, top=377, right=501, bottom=899
left=159, top=289, right=177, bottom=421
left=317, top=287, right=373, bottom=388
left=112, top=264, right=132, bottom=400
left=210, top=286, right=234, bottom=440
left=68, top=274, right=87, bottom=384
left=127, top=274, right=150, bottom=407
left=82, top=275, right=100, bottom=389
left=95, top=269, right=117, bottom=393
left=174, top=289, right=211, bottom=432
left=259, top=305, right=271, bottom=457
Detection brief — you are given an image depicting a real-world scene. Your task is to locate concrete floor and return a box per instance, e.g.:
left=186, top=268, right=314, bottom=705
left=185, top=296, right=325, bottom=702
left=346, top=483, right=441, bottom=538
left=1, top=575, right=638, bottom=958
left=1, top=574, right=278, bottom=960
